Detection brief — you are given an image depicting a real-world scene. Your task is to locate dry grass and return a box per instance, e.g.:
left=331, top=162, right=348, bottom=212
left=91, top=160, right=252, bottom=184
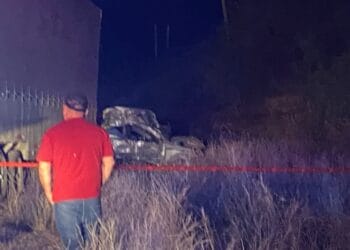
left=0, top=138, right=349, bottom=249
left=85, top=172, right=214, bottom=250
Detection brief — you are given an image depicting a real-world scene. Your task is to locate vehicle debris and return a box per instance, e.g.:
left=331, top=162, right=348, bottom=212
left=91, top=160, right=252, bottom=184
left=102, top=106, right=205, bottom=165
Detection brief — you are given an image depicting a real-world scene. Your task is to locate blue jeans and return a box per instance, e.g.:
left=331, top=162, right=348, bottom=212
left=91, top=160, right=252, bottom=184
left=54, top=198, right=102, bottom=250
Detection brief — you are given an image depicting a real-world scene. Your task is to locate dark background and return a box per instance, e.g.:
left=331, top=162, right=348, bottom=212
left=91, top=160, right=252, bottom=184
left=93, top=0, right=350, bottom=146
left=93, top=0, right=222, bottom=125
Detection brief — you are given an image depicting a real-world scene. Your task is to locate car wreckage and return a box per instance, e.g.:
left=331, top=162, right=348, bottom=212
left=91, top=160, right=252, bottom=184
left=102, top=106, right=205, bottom=165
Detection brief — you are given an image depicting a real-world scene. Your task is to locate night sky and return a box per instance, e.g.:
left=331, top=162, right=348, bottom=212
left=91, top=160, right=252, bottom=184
left=92, top=0, right=350, bottom=136
left=94, top=0, right=223, bottom=129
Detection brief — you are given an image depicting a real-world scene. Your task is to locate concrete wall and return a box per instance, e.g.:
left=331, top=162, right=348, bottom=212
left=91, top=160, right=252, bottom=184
left=0, top=0, right=101, bottom=106
left=0, top=0, right=101, bottom=159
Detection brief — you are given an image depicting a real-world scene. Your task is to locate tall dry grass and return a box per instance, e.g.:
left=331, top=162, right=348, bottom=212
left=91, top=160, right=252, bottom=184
left=0, top=138, right=349, bottom=249
left=84, top=173, right=214, bottom=250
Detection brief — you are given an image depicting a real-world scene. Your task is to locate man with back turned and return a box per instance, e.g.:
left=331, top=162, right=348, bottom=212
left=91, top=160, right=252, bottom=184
left=36, top=93, right=115, bottom=249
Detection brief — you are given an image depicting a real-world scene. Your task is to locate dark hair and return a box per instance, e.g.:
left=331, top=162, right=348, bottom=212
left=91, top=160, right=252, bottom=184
left=64, top=93, right=88, bottom=112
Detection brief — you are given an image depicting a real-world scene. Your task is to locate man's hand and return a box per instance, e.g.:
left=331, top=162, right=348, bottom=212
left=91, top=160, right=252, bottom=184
left=102, top=156, right=115, bottom=184
left=38, top=161, right=54, bottom=205
left=45, top=191, right=54, bottom=205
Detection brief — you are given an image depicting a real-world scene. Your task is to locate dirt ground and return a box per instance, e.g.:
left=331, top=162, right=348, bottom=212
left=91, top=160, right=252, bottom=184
left=0, top=208, right=60, bottom=250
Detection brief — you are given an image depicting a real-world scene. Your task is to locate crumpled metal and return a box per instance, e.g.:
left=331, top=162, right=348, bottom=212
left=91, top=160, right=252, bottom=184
left=102, top=106, right=204, bottom=165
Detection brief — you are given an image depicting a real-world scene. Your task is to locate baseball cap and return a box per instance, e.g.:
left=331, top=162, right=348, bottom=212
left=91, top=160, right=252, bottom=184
left=64, top=93, right=88, bottom=112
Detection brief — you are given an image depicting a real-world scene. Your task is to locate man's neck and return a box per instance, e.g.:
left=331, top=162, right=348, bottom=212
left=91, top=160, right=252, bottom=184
left=64, top=115, right=84, bottom=121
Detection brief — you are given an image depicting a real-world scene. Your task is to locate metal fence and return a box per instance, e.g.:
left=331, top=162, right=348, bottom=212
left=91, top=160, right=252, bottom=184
left=0, top=83, right=96, bottom=197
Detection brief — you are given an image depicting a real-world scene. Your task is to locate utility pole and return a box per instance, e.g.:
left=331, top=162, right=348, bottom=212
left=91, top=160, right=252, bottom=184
left=221, top=0, right=230, bottom=39
left=166, top=24, right=170, bottom=49
left=154, top=24, right=158, bottom=59
left=221, top=0, right=229, bottom=23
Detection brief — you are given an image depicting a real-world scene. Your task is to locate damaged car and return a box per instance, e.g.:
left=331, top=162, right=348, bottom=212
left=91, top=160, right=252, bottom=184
left=102, top=106, right=205, bottom=165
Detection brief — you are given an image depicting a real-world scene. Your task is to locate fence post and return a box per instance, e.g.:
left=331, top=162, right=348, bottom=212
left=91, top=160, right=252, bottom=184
left=0, top=149, right=8, bottom=198
left=7, top=150, right=24, bottom=193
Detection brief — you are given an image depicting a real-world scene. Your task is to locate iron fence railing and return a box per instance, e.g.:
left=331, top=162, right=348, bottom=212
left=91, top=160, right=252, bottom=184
left=0, top=83, right=96, bottom=197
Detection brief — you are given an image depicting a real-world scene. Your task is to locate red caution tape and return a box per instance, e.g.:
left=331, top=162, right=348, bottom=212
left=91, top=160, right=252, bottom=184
left=0, top=161, right=349, bottom=174
left=119, top=165, right=350, bottom=174
left=0, top=162, right=37, bottom=168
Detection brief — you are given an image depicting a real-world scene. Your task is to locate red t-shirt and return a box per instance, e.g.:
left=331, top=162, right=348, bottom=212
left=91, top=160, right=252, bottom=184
left=36, top=118, right=114, bottom=202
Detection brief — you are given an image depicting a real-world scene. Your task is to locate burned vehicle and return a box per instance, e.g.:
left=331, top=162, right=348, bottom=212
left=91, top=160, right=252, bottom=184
left=102, top=106, right=205, bottom=165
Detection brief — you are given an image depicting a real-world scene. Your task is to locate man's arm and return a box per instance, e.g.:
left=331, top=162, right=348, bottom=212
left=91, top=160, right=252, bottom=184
left=38, top=161, right=53, bottom=204
left=102, top=156, right=115, bottom=184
